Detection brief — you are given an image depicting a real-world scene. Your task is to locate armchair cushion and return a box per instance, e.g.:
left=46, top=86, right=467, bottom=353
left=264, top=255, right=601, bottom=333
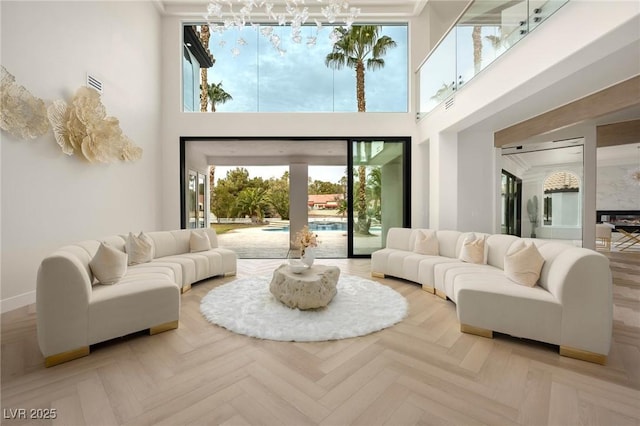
left=89, top=242, right=128, bottom=285
left=125, top=232, right=153, bottom=265
left=504, top=241, right=545, bottom=287
left=190, top=230, right=211, bottom=253
left=459, top=234, right=487, bottom=264
left=413, top=230, right=439, bottom=255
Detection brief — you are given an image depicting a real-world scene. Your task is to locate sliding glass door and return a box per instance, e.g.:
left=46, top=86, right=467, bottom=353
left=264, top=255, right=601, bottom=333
left=181, top=137, right=410, bottom=258
left=349, top=139, right=411, bottom=256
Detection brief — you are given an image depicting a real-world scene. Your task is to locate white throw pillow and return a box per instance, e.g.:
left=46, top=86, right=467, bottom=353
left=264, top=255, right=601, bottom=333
left=413, top=230, right=439, bottom=255
left=125, top=231, right=153, bottom=265
left=459, top=233, right=487, bottom=264
left=504, top=241, right=545, bottom=287
left=89, top=242, right=127, bottom=285
left=190, top=231, right=211, bottom=253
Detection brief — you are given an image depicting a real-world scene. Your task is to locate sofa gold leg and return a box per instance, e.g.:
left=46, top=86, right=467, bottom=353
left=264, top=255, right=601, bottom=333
left=560, top=346, right=607, bottom=365
left=422, top=284, right=435, bottom=294
left=435, top=289, right=447, bottom=300
left=371, top=272, right=385, bottom=278
left=181, top=284, right=191, bottom=294
left=45, top=346, right=90, bottom=368
left=224, top=271, right=237, bottom=277
left=149, top=320, right=179, bottom=335
left=460, top=324, right=493, bottom=339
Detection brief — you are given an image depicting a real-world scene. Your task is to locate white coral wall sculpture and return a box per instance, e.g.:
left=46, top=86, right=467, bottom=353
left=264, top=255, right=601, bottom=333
left=47, top=86, right=142, bottom=163
left=1, top=65, right=142, bottom=163
left=0, top=65, right=49, bottom=139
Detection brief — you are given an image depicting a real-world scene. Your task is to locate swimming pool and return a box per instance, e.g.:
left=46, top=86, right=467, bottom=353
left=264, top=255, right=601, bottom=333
left=262, top=221, right=348, bottom=232
left=262, top=222, right=381, bottom=233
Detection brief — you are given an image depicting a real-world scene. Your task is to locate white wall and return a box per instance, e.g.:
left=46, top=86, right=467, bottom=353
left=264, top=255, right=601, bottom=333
left=597, top=164, right=640, bottom=211
left=0, top=1, right=163, bottom=312
left=457, top=130, right=496, bottom=233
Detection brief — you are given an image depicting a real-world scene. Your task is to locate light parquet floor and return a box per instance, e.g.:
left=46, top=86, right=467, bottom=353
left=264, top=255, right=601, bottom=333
left=1, top=254, right=639, bottom=426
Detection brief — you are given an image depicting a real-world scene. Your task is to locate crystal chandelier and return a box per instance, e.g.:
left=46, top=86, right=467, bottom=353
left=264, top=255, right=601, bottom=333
left=204, top=0, right=361, bottom=55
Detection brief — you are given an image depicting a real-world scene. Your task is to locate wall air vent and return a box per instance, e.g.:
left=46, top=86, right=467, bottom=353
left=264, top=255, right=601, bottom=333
left=86, top=74, right=103, bottom=93
left=445, top=96, right=454, bottom=110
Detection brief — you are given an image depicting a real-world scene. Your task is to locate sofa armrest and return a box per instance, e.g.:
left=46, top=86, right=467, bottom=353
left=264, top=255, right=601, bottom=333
left=36, top=253, right=92, bottom=357
left=546, top=249, right=612, bottom=355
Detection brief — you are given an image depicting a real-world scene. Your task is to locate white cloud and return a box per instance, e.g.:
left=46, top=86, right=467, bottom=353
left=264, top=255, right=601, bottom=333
left=205, top=24, right=408, bottom=113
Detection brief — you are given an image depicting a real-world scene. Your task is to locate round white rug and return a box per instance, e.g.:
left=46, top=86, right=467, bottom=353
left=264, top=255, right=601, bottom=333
left=200, top=273, right=408, bottom=342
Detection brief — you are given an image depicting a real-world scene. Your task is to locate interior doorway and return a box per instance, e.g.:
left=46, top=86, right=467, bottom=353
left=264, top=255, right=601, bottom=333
left=501, top=170, right=522, bottom=236
left=501, top=139, right=584, bottom=246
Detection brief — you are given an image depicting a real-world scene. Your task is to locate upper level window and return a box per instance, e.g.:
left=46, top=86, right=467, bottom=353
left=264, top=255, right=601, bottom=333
left=184, top=24, right=408, bottom=113
left=183, top=46, right=198, bottom=112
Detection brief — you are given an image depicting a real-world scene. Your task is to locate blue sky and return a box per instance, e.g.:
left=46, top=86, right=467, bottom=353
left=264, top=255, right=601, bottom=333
left=204, top=24, right=408, bottom=112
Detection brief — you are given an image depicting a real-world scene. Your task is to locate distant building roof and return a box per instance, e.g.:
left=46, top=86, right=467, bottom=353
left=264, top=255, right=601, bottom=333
left=544, top=172, right=580, bottom=193
left=308, top=194, right=343, bottom=206
left=184, top=26, right=214, bottom=68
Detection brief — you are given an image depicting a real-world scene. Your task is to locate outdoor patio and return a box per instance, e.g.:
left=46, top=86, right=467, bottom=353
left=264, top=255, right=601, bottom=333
left=215, top=219, right=383, bottom=258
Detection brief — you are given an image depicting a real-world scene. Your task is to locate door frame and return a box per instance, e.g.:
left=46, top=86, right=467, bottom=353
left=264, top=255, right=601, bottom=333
left=180, top=136, right=411, bottom=258
left=347, top=137, right=412, bottom=257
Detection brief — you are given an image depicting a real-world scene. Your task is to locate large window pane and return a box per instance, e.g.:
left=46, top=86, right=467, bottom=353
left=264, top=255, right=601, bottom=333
left=185, top=24, right=408, bottom=113
left=257, top=27, right=334, bottom=112
left=183, top=47, right=198, bottom=112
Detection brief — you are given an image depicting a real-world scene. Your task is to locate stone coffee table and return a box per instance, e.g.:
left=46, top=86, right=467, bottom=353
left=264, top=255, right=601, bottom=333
left=269, top=264, right=340, bottom=310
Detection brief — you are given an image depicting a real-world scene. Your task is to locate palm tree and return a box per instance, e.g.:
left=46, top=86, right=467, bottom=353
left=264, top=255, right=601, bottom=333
left=325, top=25, right=397, bottom=113
left=236, top=187, right=268, bottom=223
left=325, top=25, right=396, bottom=234
left=199, top=25, right=212, bottom=112
left=472, top=25, right=482, bottom=75
left=206, top=81, right=233, bottom=112
left=367, top=167, right=382, bottom=222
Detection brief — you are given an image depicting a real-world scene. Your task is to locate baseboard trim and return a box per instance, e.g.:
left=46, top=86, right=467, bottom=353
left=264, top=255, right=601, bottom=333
left=1, top=291, right=36, bottom=314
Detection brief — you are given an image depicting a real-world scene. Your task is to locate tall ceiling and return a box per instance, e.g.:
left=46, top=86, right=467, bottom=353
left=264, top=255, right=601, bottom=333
left=158, top=0, right=429, bottom=18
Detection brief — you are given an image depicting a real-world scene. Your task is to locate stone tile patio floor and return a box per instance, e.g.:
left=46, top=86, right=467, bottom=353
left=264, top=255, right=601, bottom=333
left=215, top=224, right=382, bottom=258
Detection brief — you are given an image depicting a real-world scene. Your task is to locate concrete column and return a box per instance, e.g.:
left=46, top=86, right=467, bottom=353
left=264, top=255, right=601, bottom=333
left=289, top=163, right=308, bottom=250
left=429, top=132, right=458, bottom=230
left=583, top=126, right=597, bottom=250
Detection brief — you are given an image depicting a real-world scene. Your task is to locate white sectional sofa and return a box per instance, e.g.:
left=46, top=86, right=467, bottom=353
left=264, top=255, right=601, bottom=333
left=37, top=229, right=236, bottom=367
left=371, top=228, right=613, bottom=364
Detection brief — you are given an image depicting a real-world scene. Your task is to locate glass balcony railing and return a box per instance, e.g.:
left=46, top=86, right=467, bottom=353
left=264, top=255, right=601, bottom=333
left=417, top=0, right=569, bottom=119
